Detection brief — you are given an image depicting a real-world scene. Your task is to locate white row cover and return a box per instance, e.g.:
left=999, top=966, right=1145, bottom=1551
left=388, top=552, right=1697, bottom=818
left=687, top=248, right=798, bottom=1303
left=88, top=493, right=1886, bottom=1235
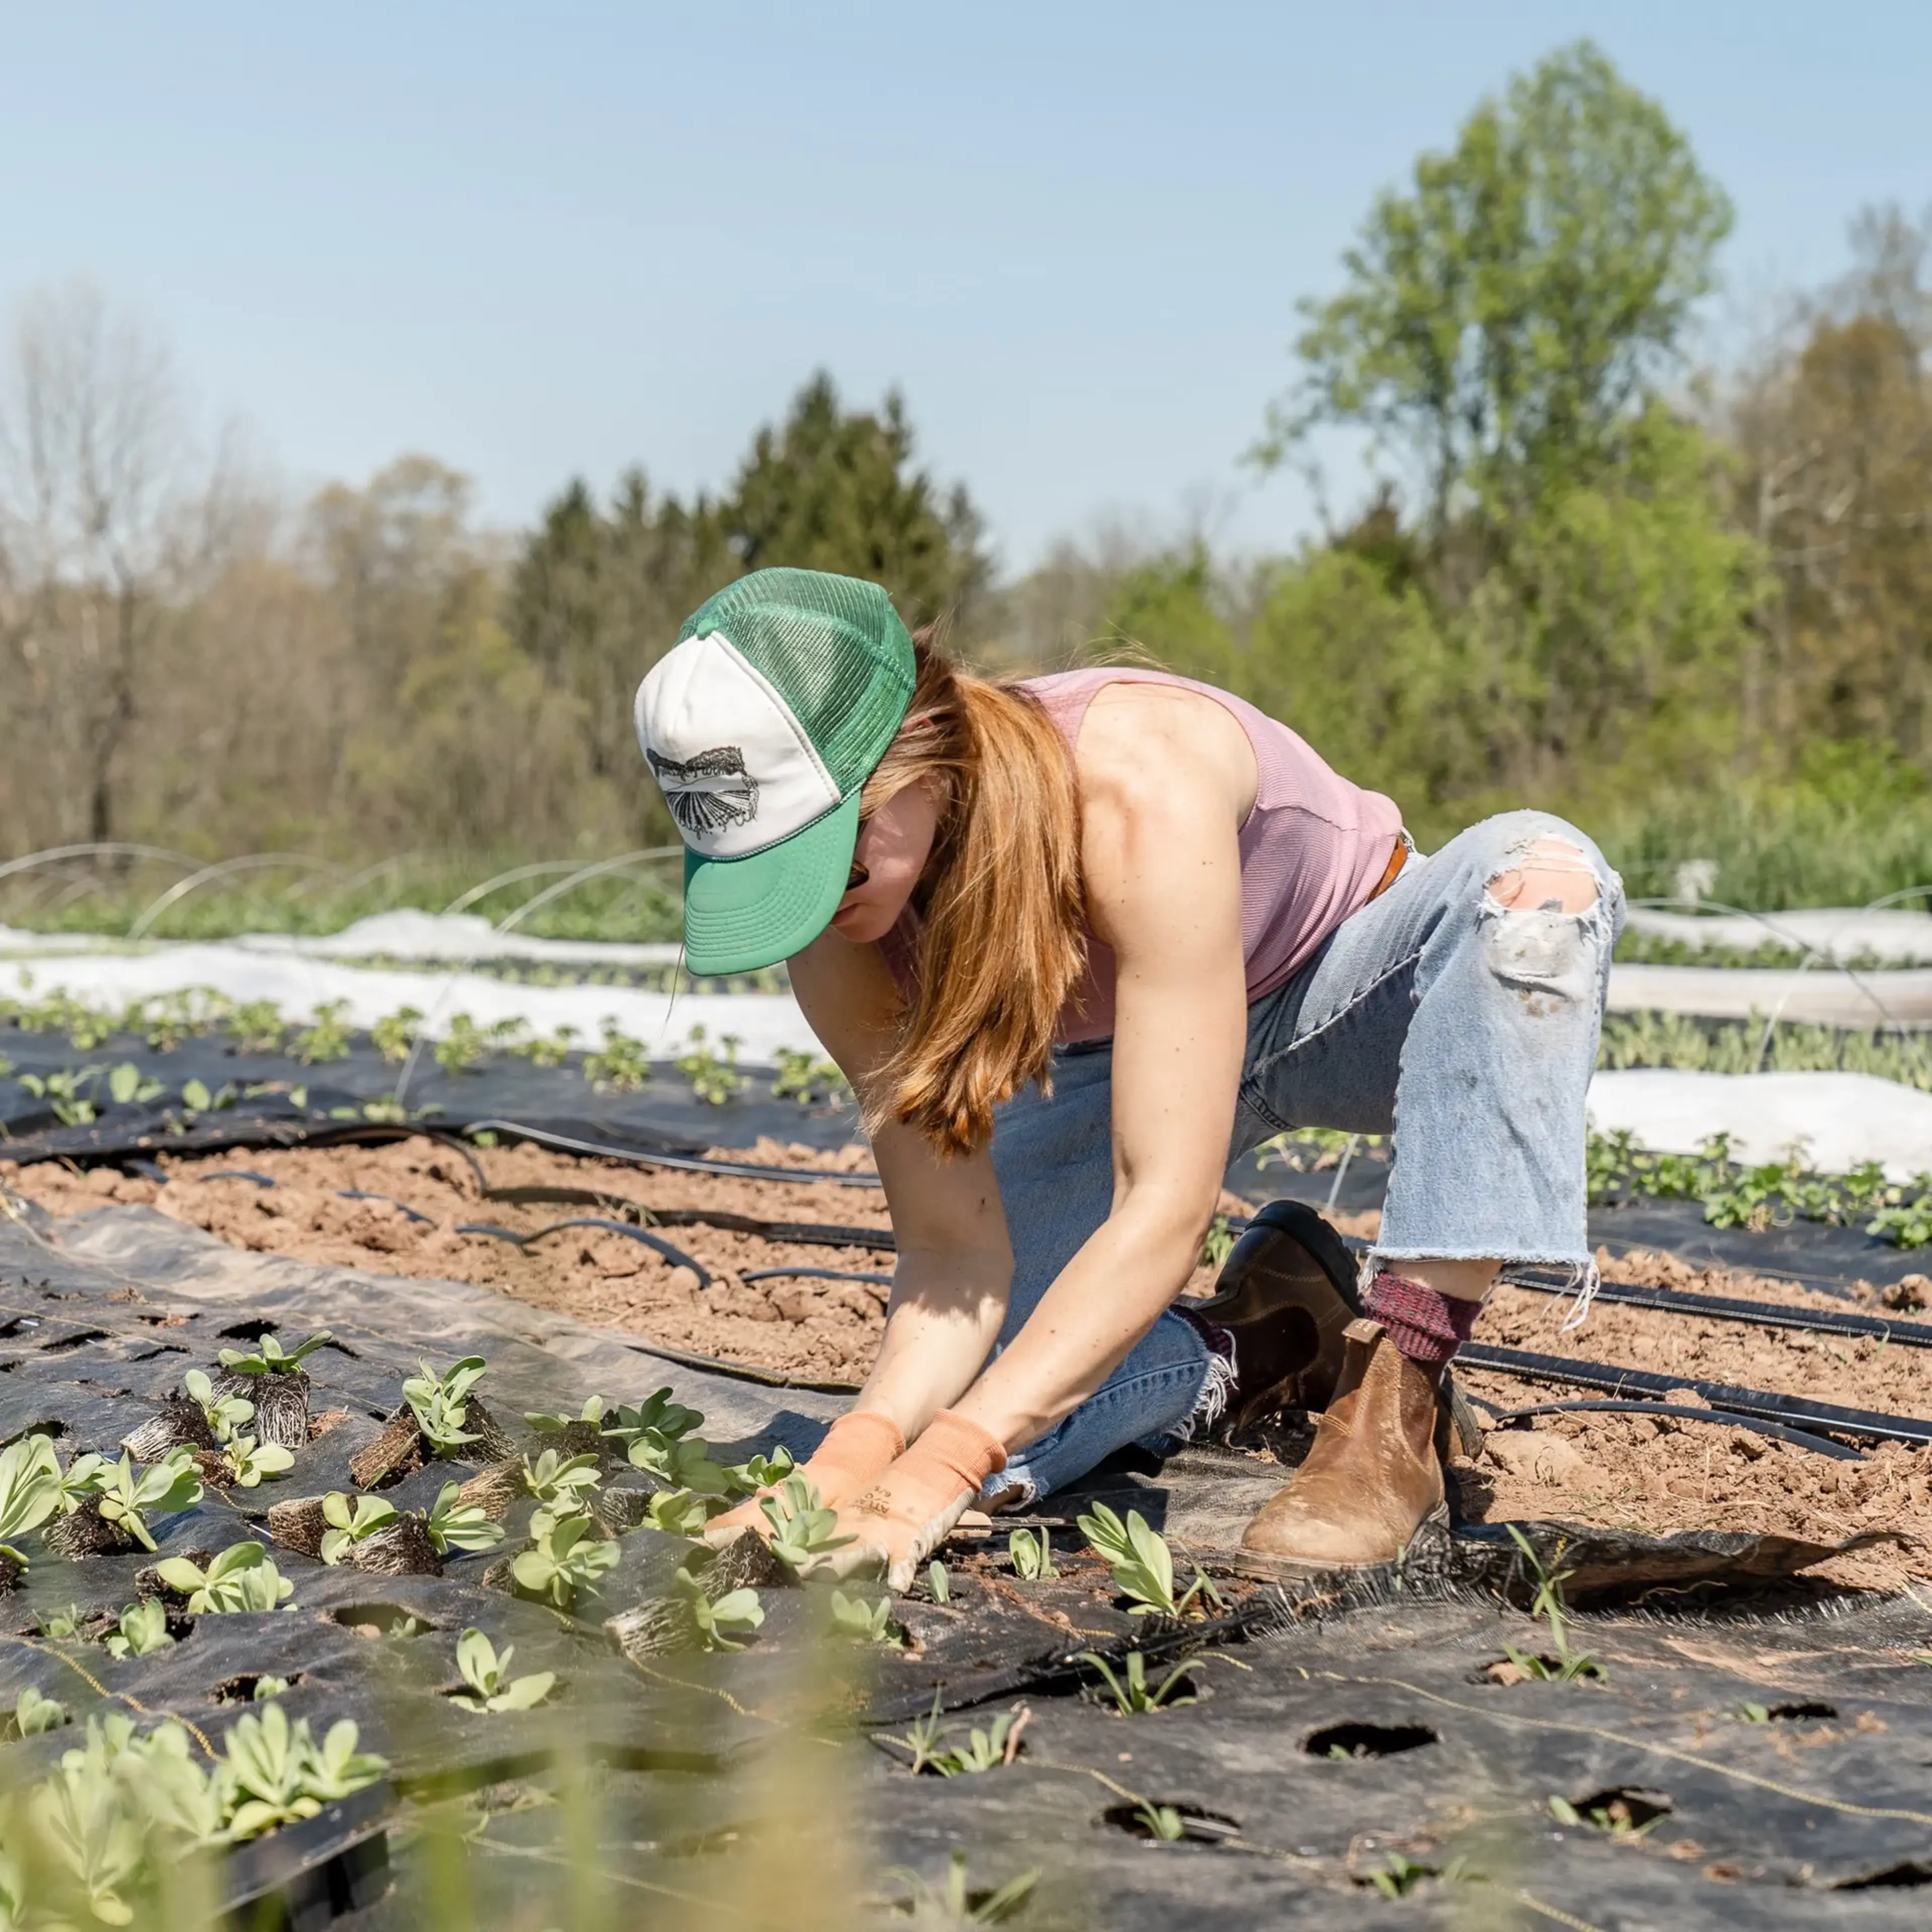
left=0, top=946, right=815, bottom=1064
left=1625, top=905, right=1932, bottom=964
left=1, top=910, right=685, bottom=968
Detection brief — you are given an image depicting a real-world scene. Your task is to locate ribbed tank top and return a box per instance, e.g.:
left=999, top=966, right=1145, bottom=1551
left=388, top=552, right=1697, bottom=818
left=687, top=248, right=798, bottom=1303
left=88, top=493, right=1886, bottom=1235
left=878, top=667, right=1403, bottom=1043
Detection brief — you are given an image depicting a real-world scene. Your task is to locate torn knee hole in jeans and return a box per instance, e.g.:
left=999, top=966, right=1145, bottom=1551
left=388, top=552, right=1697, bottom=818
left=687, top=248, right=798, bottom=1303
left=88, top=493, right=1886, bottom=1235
left=1485, top=836, right=1601, bottom=915
left=1480, top=837, right=1606, bottom=1007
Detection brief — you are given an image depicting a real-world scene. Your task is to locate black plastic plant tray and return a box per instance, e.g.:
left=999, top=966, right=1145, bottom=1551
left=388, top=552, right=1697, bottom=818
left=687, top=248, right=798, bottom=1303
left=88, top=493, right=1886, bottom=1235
left=219, top=1781, right=394, bottom=1931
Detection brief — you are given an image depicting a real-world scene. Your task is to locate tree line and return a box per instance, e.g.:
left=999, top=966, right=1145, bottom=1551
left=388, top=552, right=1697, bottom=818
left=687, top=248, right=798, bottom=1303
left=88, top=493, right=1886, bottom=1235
left=3, top=41, right=1928, bottom=908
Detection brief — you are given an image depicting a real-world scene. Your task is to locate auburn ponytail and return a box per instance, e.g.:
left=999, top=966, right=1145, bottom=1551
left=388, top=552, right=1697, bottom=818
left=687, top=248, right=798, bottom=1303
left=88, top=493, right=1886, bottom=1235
left=861, top=635, right=1085, bottom=1157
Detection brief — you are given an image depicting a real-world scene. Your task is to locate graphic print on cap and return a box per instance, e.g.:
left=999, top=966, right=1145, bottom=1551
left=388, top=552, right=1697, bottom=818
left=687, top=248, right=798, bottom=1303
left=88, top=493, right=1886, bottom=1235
left=634, top=629, right=843, bottom=860
left=646, top=746, right=760, bottom=838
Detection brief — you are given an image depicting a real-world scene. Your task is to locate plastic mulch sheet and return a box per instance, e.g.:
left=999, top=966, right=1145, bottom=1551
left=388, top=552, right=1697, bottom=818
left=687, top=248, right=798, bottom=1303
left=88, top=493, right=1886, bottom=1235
left=0, top=1205, right=1927, bottom=1927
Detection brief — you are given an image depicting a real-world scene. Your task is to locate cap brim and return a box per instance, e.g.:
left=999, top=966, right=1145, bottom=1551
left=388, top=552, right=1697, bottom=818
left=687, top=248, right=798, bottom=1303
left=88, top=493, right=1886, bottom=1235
left=681, top=792, right=860, bottom=976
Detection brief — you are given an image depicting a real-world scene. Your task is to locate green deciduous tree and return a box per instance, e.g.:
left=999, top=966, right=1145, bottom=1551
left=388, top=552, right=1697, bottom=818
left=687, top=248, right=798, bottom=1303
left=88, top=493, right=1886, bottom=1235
left=1266, top=39, right=1734, bottom=538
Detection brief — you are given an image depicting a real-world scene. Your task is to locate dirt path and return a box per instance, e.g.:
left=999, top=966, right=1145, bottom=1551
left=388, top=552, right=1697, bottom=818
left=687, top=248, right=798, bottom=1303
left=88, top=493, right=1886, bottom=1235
left=8, top=1140, right=1928, bottom=1589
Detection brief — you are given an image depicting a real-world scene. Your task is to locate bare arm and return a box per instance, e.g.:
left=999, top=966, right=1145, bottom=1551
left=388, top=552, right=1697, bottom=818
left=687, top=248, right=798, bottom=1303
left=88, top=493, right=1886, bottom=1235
left=787, top=931, right=1014, bottom=1443
left=950, top=687, right=1251, bottom=1450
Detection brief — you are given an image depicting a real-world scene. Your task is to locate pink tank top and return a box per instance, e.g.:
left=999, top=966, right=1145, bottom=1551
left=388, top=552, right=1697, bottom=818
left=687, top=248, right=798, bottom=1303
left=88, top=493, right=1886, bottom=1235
left=878, top=668, right=1402, bottom=1043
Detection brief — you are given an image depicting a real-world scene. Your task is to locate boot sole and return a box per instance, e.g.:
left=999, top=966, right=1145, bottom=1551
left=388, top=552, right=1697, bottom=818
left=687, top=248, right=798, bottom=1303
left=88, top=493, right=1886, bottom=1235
left=1228, top=1502, right=1452, bottom=1582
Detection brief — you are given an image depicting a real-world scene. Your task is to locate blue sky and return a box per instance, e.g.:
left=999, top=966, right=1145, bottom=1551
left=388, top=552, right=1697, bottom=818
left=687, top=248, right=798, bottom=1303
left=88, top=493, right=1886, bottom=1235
left=4, top=4, right=1925, bottom=572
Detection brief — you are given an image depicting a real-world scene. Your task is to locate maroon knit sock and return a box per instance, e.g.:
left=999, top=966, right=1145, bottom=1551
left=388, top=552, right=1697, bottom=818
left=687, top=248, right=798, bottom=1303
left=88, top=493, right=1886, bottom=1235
left=1364, top=1274, right=1480, bottom=1370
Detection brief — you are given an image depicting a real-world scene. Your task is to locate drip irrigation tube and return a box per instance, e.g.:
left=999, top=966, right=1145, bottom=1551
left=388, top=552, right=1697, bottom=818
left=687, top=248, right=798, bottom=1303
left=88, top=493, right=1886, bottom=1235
left=1504, top=1269, right=1932, bottom=1349
left=461, top=1119, right=882, bottom=1188
left=452, top=1218, right=713, bottom=1288
left=1458, top=1341, right=1932, bottom=1448
left=337, top=1189, right=434, bottom=1226
left=739, top=1267, right=894, bottom=1290
left=1467, top=1396, right=1863, bottom=1461
left=199, top=1170, right=277, bottom=1188
left=477, top=1184, right=894, bottom=1252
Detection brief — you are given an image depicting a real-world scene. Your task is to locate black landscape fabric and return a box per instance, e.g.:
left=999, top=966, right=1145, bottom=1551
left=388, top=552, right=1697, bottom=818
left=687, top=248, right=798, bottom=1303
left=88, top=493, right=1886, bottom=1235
left=0, top=1201, right=1926, bottom=1927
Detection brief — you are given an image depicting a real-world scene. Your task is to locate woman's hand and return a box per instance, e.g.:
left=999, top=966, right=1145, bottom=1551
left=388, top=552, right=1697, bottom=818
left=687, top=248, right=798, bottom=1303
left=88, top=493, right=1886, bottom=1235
left=796, top=1410, right=1009, bottom=1591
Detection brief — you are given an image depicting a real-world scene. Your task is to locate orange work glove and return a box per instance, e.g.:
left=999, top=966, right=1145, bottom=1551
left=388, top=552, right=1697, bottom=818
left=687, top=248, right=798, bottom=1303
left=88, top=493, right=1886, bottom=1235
left=817, top=1410, right=1008, bottom=1591
left=702, top=1410, right=905, bottom=1548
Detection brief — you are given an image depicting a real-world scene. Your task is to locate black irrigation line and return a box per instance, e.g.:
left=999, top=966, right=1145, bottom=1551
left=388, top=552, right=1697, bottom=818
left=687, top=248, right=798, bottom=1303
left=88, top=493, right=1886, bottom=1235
left=1466, top=1395, right=1864, bottom=1462
left=460, top=1118, right=883, bottom=1189
left=1458, top=1341, right=1932, bottom=1449
left=479, top=1184, right=894, bottom=1253
left=453, top=1217, right=714, bottom=1289
left=1504, top=1267, right=1932, bottom=1349
left=740, top=1267, right=894, bottom=1289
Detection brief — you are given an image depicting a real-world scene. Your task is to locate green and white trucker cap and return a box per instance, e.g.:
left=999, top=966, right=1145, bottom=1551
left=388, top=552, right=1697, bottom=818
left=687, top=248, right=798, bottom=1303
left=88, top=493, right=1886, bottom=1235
left=635, top=568, right=917, bottom=975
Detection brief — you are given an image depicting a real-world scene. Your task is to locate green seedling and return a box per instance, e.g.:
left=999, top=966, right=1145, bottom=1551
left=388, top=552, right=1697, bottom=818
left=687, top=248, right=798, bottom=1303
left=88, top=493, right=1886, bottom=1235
left=772, top=1045, right=848, bottom=1106
left=643, top=1487, right=717, bottom=1538
left=522, top=1449, right=604, bottom=1511
left=17, top=1066, right=106, bottom=1125
left=221, top=1436, right=295, bottom=1489
left=12, top=1687, right=68, bottom=1735
left=1200, top=1214, right=1237, bottom=1270
left=525, top=1395, right=615, bottom=1436
left=231, top=1002, right=286, bottom=1054
left=896, top=1693, right=1027, bottom=1777
left=512, top=1509, right=620, bottom=1609
left=154, top=1542, right=295, bottom=1614
left=927, top=1563, right=951, bottom=1605
left=674, top=1024, right=743, bottom=1104
left=1738, top=1702, right=1770, bottom=1724
left=1368, top=1853, right=1439, bottom=1898
left=1078, top=1503, right=1222, bottom=1619
left=183, top=1368, right=254, bottom=1444
left=291, top=1000, right=352, bottom=1064
left=108, top=1063, right=164, bottom=1106
left=1502, top=1524, right=1603, bottom=1680
left=220, top=1703, right=388, bottom=1839
left=670, top=1565, right=764, bottom=1652
left=177, top=1077, right=236, bottom=1115
left=758, top=1476, right=854, bottom=1572
left=1007, top=1527, right=1056, bottom=1580
left=583, top=1022, right=649, bottom=1092
left=252, top=1676, right=290, bottom=1701
left=216, top=1331, right=332, bottom=1376
left=626, top=1427, right=731, bottom=1493
left=0, top=1432, right=65, bottom=1566
left=427, top=1481, right=505, bottom=1556
left=434, top=1013, right=489, bottom=1074
left=828, top=1589, right=901, bottom=1646
left=510, top=1023, right=578, bottom=1068
left=604, top=1389, right=704, bottom=1444
left=1548, top=1794, right=1661, bottom=1838
left=104, top=1599, right=176, bottom=1659
left=371, top=1006, right=423, bottom=1063
left=318, top=1493, right=401, bottom=1565
left=1078, top=1649, right=1197, bottom=1716
left=86, top=1450, right=204, bottom=1552
left=883, top=1851, right=1038, bottom=1925
left=1135, top=1802, right=1188, bottom=1842
left=401, top=1354, right=489, bottom=1453
left=38, top=1605, right=85, bottom=1640
left=448, top=1628, right=555, bottom=1712
left=722, top=1446, right=795, bottom=1496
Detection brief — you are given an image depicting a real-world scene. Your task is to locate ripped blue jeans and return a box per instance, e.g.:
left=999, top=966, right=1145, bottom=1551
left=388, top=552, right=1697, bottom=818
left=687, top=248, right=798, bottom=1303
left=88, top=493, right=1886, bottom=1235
left=984, top=810, right=1624, bottom=1505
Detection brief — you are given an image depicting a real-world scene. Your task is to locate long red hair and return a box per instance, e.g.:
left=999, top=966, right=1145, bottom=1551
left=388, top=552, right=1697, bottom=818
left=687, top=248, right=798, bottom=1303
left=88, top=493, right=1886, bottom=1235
left=861, top=635, right=1085, bottom=1156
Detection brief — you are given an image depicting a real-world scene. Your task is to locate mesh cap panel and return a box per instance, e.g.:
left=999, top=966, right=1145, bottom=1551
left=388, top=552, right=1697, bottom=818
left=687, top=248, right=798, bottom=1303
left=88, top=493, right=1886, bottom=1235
left=677, top=569, right=916, bottom=796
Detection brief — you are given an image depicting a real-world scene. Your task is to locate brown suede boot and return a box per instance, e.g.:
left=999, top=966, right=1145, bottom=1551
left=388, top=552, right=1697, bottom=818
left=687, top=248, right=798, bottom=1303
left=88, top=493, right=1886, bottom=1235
left=1186, top=1200, right=1362, bottom=1431
left=1234, top=1317, right=1448, bottom=1577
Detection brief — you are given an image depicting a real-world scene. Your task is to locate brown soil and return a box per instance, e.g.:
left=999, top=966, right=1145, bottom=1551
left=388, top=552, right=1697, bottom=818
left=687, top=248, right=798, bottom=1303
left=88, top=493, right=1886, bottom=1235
left=8, top=1147, right=1928, bottom=1589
